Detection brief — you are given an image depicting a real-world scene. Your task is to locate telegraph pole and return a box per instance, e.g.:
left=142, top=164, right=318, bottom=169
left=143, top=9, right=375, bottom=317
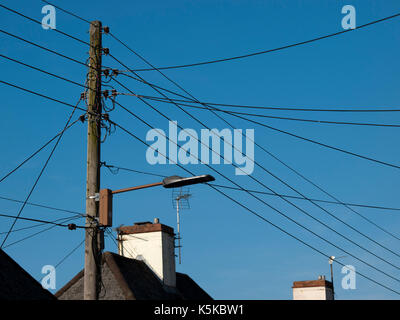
left=84, top=20, right=103, bottom=300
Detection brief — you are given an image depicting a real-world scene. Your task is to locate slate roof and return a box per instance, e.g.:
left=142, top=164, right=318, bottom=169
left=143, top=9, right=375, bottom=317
left=56, top=251, right=212, bottom=300
left=0, top=249, right=55, bottom=300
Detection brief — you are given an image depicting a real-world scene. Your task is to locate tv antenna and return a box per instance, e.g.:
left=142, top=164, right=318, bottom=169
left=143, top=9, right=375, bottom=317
left=172, top=188, right=192, bottom=264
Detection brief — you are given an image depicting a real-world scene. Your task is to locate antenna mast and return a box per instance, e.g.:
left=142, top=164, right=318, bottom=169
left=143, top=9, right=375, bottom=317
left=172, top=188, right=191, bottom=264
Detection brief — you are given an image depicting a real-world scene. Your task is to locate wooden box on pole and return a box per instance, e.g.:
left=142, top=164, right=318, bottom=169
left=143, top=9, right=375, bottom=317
left=99, top=189, right=113, bottom=227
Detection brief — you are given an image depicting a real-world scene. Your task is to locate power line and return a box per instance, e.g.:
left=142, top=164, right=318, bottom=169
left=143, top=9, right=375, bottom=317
left=189, top=105, right=400, bottom=251
left=54, top=238, right=85, bottom=269
left=10, top=0, right=398, bottom=288
left=2, top=215, right=83, bottom=249
left=108, top=52, right=400, bottom=265
left=0, top=4, right=90, bottom=47
left=0, top=195, right=86, bottom=217
left=39, top=237, right=85, bottom=284
left=107, top=29, right=400, bottom=241
left=0, top=212, right=85, bottom=230
left=108, top=32, right=214, bottom=98
left=127, top=95, right=400, bottom=128
left=105, top=228, right=138, bottom=259
left=0, top=214, right=83, bottom=236
left=100, top=162, right=166, bottom=178
left=56, top=0, right=400, bottom=242
left=0, top=29, right=88, bottom=68
left=0, top=54, right=87, bottom=90
left=214, top=109, right=400, bottom=128
left=0, top=28, right=115, bottom=76
left=39, top=0, right=400, bottom=85
left=0, top=53, right=110, bottom=103
left=41, top=0, right=92, bottom=25
left=111, top=96, right=400, bottom=277
left=0, top=120, right=80, bottom=184
left=106, top=38, right=400, bottom=169
left=206, top=184, right=400, bottom=296
left=222, top=110, right=400, bottom=170
left=0, top=79, right=88, bottom=113
left=243, top=141, right=400, bottom=243
left=0, top=98, right=82, bottom=248
left=109, top=38, right=400, bottom=244
left=186, top=106, right=400, bottom=243
left=100, top=159, right=400, bottom=245
left=112, top=52, right=398, bottom=267
left=152, top=96, right=400, bottom=257
left=154, top=70, right=400, bottom=247
left=108, top=29, right=400, bottom=193
left=107, top=38, right=400, bottom=268
left=141, top=95, right=400, bottom=113
left=14, top=2, right=400, bottom=296
left=210, top=184, right=400, bottom=214
left=100, top=162, right=400, bottom=213
left=117, top=72, right=196, bottom=102
left=115, top=11, right=400, bottom=71
left=105, top=228, right=119, bottom=252
left=110, top=58, right=400, bottom=267
left=109, top=117, right=400, bottom=296
left=39, top=237, right=86, bottom=296
left=0, top=28, right=116, bottom=77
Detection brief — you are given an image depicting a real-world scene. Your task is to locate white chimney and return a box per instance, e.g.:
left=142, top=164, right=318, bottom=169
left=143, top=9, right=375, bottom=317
left=117, top=219, right=176, bottom=288
left=292, top=276, right=334, bottom=300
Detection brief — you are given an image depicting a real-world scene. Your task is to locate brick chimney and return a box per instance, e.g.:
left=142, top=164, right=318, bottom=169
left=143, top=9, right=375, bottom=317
left=117, top=219, right=176, bottom=288
left=292, top=275, right=334, bottom=300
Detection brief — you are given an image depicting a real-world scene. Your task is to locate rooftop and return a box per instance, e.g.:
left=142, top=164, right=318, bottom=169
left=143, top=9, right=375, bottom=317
left=0, top=249, right=55, bottom=300
left=56, top=251, right=212, bottom=300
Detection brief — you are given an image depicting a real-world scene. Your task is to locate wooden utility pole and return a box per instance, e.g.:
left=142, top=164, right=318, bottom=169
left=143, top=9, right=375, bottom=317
left=84, top=20, right=103, bottom=300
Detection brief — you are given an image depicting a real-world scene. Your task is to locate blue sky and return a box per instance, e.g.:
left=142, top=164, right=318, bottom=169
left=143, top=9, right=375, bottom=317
left=1, top=0, right=400, bottom=299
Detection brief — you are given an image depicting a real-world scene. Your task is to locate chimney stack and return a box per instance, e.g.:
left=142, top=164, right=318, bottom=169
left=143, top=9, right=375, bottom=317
left=117, top=219, right=176, bottom=288
left=292, top=276, right=333, bottom=300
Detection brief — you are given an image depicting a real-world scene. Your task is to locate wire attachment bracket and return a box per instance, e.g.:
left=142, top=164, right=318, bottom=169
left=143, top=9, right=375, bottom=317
left=88, top=193, right=100, bottom=201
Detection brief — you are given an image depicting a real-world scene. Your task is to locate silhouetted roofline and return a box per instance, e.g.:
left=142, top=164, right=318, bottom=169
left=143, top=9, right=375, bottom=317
left=55, top=251, right=212, bottom=300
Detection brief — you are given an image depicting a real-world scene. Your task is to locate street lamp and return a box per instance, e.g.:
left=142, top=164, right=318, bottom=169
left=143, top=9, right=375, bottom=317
left=328, top=255, right=347, bottom=300
left=99, top=174, right=215, bottom=226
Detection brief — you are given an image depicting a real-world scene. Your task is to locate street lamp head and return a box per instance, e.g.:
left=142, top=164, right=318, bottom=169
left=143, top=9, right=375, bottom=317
left=162, top=174, right=215, bottom=189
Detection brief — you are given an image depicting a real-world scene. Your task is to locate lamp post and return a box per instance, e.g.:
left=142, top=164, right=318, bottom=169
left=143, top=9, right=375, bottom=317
left=99, top=174, right=215, bottom=227
left=329, top=256, right=335, bottom=300
left=329, top=255, right=347, bottom=300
